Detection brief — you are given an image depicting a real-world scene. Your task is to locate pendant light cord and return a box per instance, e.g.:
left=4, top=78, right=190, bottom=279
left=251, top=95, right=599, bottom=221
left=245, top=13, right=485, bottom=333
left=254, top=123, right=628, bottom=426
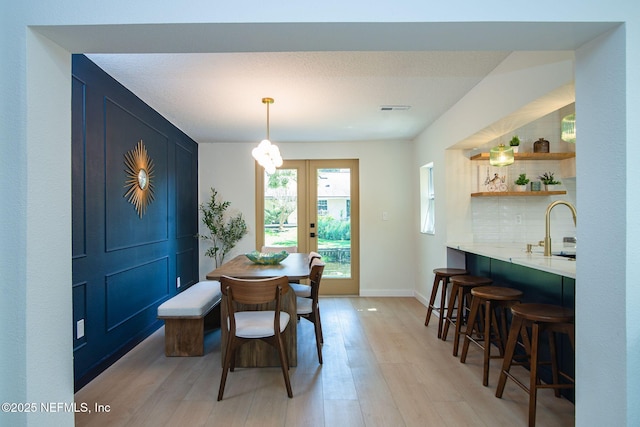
left=262, top=97, right=274, bottom=141
left=266, top=101, right=270, bottom=141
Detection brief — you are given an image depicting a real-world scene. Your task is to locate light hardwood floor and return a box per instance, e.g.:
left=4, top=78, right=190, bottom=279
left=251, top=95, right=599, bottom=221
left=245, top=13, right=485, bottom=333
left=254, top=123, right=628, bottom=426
left=75, top=297, right=574, bottom=426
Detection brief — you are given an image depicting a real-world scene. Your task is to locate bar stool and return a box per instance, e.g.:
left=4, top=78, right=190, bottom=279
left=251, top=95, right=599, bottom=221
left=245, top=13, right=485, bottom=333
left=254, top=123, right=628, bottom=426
left=495, top=303, right=575, bottom=427
left=424, top=268, right=468, bottom=338
left=459, top=285, right=523, bottom=386
left=441, top=275, right=493, bottom=356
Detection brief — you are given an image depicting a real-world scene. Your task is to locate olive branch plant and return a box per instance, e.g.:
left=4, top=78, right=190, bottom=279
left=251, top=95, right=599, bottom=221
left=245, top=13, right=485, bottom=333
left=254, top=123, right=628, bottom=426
left=197, top=188, right=248, bottom=268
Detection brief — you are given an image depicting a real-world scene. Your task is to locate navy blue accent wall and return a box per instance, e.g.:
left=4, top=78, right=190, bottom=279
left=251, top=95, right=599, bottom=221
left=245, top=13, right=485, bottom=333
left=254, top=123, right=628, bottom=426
left=72, top=55, right=199, bottom=390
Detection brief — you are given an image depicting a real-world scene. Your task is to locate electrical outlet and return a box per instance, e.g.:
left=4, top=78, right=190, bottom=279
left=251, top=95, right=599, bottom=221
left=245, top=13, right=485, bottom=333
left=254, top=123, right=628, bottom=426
left=176, top=277, right=181, bottom=288
left=382, top=211, right=389, bottom=221
left=515, top=214, right=522, bottom=225
left=76, top=319, right=85, bottom=339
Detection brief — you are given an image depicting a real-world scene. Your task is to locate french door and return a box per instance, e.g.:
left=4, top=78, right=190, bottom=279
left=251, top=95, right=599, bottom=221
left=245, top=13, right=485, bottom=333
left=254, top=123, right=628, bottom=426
left=255, top=159, right=359, bottom=295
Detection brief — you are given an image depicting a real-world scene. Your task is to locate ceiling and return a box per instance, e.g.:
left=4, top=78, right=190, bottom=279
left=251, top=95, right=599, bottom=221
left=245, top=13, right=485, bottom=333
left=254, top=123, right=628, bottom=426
left=87, top=51, right=511, bottom=144
left=45, top=21, right=614, bottom=146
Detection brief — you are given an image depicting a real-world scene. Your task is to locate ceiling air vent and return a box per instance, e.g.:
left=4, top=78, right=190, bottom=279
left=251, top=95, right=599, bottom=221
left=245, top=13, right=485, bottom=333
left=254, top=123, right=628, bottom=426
left=379, top=105, right=411, bottom=111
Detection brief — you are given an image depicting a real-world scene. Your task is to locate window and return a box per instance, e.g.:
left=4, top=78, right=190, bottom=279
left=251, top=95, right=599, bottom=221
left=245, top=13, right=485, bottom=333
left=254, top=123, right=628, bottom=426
left=317, top=199, right=328, bottom=215
left=420, top=163, right=435, bottom=234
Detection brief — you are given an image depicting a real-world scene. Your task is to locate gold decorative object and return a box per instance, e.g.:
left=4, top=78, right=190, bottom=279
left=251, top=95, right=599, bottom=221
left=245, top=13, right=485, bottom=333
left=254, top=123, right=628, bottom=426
left=124, top=140, right=155, bottom=218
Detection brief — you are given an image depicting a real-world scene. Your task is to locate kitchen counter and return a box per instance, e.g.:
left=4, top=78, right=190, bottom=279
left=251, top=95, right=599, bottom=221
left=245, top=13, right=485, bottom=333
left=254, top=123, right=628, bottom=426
left=449, top=242, right=576, bottom=403
left=447, top=242, right=576, bottom=279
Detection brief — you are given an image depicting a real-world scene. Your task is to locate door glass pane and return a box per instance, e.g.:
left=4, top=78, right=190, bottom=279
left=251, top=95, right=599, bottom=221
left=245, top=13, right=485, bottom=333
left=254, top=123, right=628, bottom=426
left=317, top=168, right=351, bottom=278
left=263, top=169, right=298, bottom=250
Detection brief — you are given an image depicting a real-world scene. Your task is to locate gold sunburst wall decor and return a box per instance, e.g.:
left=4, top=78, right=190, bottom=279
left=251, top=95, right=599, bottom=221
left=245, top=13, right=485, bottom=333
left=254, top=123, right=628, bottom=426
left=124, top=140, right=155, bottom=218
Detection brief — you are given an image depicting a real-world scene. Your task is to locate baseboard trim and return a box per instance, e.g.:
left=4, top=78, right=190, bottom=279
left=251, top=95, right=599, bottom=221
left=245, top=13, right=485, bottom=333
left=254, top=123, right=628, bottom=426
left=359, top=290, right=415, bottom=297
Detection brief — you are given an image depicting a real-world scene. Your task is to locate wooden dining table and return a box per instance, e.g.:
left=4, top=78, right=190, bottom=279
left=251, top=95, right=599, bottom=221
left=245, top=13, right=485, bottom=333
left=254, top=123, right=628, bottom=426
left=206, top=252, right=311, bottom=367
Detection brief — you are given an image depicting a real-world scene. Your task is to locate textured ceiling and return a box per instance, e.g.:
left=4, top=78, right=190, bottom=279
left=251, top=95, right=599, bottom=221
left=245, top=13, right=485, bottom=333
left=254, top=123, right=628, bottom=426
left=87, top=51, right=511, bottom=143
left=38, top=21, right=615, bottom=145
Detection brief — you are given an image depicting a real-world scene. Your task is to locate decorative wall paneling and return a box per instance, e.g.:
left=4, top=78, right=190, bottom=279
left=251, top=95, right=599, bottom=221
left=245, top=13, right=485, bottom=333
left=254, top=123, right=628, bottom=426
left=72, top=54, right=199, bottom=390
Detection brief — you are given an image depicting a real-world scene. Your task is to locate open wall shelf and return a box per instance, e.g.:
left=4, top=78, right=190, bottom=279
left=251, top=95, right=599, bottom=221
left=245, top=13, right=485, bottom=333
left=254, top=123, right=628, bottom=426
left=470, top=152, right=574, bottom=197
left=471, top=191, right=567, bottom=197
left=469, top=152, right=575, bottom=161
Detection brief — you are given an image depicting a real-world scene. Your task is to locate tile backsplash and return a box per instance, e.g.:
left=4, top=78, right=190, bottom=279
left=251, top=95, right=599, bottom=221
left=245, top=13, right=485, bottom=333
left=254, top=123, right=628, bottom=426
left=471, top=176, right=577, bottom=244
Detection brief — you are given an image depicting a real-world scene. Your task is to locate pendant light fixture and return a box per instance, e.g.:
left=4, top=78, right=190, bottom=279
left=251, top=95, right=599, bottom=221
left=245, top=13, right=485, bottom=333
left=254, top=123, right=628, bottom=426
left=252, top=97, right=283, bottom=174
left=489, top=144, right=514, bottom=167
left=561, top=113, right=576, bottom=143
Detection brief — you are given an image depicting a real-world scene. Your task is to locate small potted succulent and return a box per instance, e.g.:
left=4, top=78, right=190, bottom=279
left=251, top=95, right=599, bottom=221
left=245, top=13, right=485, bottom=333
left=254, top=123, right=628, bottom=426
left=514, top=173, right=529, bottom=191
left=539, top=172, right=561, bottom=191
left=509, top=135, right=520, bottom=153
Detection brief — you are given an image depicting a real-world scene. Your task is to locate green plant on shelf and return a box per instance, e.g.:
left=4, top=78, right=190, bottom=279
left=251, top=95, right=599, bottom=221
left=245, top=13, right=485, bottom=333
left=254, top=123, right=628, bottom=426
left=509, top=135, right=520, bottom=146
left=514, top=173, right=530, bottom=185
left=538, top=172, right=561, bottom=185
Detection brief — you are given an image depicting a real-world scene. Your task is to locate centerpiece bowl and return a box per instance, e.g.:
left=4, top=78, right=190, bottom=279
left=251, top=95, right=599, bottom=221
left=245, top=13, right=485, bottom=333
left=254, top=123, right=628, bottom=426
left=245, top=250, right=289, bottom=265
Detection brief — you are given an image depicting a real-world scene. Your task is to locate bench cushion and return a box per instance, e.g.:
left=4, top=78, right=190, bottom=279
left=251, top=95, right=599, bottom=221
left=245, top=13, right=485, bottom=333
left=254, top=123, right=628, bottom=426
left=158, top=280, right=221, bottom=318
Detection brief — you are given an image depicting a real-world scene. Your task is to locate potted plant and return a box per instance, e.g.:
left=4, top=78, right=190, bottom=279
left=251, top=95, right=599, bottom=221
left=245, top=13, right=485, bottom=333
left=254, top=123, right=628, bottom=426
left=197, top=187, right=248, bottom=268
left=539, top=172, right=561, bottom=191
left=509, top=135, right=520, bottom=153
left=514, top=173, right=529, bottom=191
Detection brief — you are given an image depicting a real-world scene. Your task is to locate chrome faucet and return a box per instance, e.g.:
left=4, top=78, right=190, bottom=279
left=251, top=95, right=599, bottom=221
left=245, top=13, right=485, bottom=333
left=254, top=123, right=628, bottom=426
left=543, top=200, right=577, bottom=256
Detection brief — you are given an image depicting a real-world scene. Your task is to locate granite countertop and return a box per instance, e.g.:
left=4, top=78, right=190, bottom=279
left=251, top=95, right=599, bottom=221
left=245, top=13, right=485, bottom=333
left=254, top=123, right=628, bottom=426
left=447, top=242, right=576, bottom=279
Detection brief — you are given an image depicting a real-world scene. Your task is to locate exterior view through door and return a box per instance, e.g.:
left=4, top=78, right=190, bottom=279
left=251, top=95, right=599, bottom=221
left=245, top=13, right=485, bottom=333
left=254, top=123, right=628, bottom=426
left=256, top=159, right=359, bottom=295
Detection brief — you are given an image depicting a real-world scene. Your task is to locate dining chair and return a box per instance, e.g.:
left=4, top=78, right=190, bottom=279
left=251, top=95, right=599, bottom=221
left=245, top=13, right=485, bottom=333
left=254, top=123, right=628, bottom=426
left=290, top=251, right=322, bottom=297
left=261, top=245, right=298, bottom=253
left=217, top=275, right=293, bottom=400
left=296, top=260, right=325, bottom=363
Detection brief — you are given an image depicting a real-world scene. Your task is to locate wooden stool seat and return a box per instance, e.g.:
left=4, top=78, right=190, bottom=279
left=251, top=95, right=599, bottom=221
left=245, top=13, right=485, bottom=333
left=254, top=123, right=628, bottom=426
left=511, top=303, right=574, bottom=323
left=460, top=286, right=523, bottom=386
left=496, top=303, right=575, bottom=427
left=424, top=268, right=468, bottom=338
left=470, top=285, right=523, bottom=301
left=441, top=275, right=493, bottom=356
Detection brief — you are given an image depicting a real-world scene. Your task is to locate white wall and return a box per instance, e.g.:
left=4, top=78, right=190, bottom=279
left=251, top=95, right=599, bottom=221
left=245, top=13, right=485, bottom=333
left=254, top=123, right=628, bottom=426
left=574, top=27, right=628, bottom=424
left=197, top=143, right=258, bottom=276
left=1, top=5, right=29, bottom=424
left=2, top=2, right=638, bottom=426
left=198, top=140, right=416, bottom=296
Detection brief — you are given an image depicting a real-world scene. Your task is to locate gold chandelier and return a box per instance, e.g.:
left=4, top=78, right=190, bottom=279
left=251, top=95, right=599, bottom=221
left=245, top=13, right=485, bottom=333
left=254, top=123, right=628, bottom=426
left=252, top=97, right=283, bottom=174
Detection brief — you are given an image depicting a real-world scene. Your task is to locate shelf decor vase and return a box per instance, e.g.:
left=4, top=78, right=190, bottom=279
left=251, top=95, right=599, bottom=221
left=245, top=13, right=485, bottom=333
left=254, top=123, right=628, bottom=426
left=515, top=184, right=527, bottom=192
left=533, top=137, right=550, bottom=153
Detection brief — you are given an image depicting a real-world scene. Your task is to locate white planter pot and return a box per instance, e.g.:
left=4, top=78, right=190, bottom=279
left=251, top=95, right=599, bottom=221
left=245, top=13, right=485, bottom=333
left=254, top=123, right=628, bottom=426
left=515, top=184, right=527, bottom=192
left=511, top=146, right=519, bottom=153
left=544, top=184, right=557, bottom=191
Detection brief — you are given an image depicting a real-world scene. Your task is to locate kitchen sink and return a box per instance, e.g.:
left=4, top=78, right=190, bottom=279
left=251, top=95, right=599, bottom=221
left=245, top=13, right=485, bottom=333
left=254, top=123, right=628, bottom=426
left=553, top=251, right=576, bottom=260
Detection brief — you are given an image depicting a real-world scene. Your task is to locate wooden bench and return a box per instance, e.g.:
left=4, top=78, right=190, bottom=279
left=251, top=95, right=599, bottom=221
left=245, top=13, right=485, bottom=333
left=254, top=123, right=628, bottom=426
left=157, top=280, right=222, bottom=356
